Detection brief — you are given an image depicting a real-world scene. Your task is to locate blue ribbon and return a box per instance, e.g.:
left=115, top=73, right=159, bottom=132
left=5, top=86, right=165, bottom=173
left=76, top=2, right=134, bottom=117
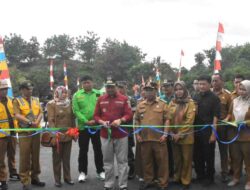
left=87, top=126, right=101, bottom=135
left=211, top=123, right=246, bottom=144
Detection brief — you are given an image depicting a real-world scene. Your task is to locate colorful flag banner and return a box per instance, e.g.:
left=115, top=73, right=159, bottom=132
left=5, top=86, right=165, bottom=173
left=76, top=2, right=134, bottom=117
left=63, top=61, right=68, bottom=90
left=0, top=36, right=13, bottom=97
left=154, top=65, right=161, bottom=95
left=214, top=22, right=224, bottom=73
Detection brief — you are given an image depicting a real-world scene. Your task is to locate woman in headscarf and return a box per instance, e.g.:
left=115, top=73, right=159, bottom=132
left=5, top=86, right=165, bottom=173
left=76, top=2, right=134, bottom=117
left=47, top=86, right=75, bottom=187
left=166, top=81, right=196, bottom=190
left=227, top=80, right=250, bottom=190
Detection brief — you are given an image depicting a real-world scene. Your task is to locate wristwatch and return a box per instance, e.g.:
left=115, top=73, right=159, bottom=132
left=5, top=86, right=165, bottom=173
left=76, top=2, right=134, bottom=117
left=28, top=121, right=32, bottom=126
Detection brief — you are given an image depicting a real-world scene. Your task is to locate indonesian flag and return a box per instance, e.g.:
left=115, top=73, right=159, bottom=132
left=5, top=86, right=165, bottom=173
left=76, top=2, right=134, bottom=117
left=77, top=77, right=80, bottom=89
left=0, top=36, right=13, bottom=97
left=177, top=49, right=184, bottom=81
left=64, top=61, right=68, bottom=90
left=214, top=23, right=224, bottom=72
left=49, top=59, right=54, bottom=90
left=141, top=75, right=145, bottom=87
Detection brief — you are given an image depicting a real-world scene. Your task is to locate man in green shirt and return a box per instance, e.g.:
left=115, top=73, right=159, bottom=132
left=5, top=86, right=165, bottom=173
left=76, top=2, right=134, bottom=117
left=72, top=75, right=105, bottom=183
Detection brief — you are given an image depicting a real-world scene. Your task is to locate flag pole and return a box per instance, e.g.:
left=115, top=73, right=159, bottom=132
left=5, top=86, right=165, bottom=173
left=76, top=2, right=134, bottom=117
left=214, top=22, right=224, bottom=73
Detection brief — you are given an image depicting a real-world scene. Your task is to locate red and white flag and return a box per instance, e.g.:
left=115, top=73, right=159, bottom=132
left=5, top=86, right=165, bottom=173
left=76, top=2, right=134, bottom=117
left=177, top=49, right=184, bottom=81
left=49, top=59, right=54, bottom=90
left=77, top=77, right=80, bottom=89
left=64, top=61, right=68, bottom=90
left=141, top=75, right=145, bottom=87
left=214, top=22, right=224, bottom=72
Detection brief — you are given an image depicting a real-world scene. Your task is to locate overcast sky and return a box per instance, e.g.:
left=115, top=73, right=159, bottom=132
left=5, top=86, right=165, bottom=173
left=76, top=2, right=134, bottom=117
left=1, top=0, right=250, bottom=69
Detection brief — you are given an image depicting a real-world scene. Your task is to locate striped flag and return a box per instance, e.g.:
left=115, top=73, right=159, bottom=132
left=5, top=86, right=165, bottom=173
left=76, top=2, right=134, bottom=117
left=141, top=75, right=145, bottom=87
left=177, top=49, right=184, bottom=81
left=77, top=77, right=80, bottom=89
left=0, top=36, right=13, bottom=97
left=49, top=59, right=54, bottom=90
left=214, top=22, right=224, bottom=73
left=63, top=61, right=68, bottom=90
left=155, top=67, right=161, bottom=95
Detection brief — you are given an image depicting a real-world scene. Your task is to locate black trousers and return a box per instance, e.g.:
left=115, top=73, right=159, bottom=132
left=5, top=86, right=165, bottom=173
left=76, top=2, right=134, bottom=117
left=128, top=135, right=135, bottom=168
left=194, top=131, right=215, bottom=180
left=78, top=130, right=104, bottom=174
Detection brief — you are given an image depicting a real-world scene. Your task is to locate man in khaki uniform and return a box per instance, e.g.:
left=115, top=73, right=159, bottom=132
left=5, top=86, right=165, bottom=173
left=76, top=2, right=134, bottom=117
left=135, top=82, right=169, bottom=190
left=0, top=79, right=18, bottom=190
left=212, top=74, right=232, bottom=182
left=13, top=81, right=45, bottom=190
left=7, top=137, right=20, bottom=181
left=231, top=74, right=245, bottom=101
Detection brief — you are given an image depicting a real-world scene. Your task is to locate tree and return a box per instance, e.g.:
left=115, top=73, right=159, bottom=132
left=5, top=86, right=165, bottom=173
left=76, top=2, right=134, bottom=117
left=95, top=39, right=145, bottom=81
left=76, top=31, right=100, bottom=64
left=4, top=33, right=27, bottom=64
left=43, top=34, right=75, bottom=60
left=194, top=52, right=206, bottom=65
left=24, top=37, right=41, bottom=63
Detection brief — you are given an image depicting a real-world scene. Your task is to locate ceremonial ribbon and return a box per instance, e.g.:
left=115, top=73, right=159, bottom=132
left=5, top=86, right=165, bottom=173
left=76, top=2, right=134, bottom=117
left=0, top=121, right=249, bottom=144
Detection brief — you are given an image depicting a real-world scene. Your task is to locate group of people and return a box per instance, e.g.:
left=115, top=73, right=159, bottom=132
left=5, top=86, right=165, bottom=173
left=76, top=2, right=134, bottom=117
left=0, top=73, right=249, bottom=190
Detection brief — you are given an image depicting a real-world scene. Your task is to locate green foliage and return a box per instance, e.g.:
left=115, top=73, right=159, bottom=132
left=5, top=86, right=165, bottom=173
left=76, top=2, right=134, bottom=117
left=43, top=34, right=75, bottom=60
left=3, top=32, right=250, bottom=98
left=76, top=31, right=100, bottom=64
left=4, top=33, right=27, bottom=64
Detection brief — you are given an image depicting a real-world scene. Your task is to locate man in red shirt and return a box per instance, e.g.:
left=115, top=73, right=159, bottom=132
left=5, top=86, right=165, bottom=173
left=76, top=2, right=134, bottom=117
left=94, top=77, right=133, bottom=190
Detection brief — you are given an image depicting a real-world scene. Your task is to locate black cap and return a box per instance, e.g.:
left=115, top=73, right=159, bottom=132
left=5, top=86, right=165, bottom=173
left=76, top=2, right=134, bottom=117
left=19, top=81, right=34, bottom=90
left=143, top=81, right=158, bottom=90
left=105, top=77, right=116, bottom=86
left=162, top=79, right=174, bottom=87
left=117, top=81, right=127, bottom=88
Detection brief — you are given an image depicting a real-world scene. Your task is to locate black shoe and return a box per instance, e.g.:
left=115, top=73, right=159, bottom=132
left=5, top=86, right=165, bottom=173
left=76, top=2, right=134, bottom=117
left=202, top=179, right=214, bottom=187
left=119, top=187, right=128, bottom=190
left=9, top=174, right=20, bottom=181
left=139, top=182, right=154, bottom=190
left=31, top=179, right=45, bottom=187
left=191, top=177, right=204, bottom=184
left=169, top=180, right=181, bottom=186
left=23, top=185, right=31, bottom=190
left=181, top=184, right=190, bottom=190
left=104, top=187, right=113, bottom=190
left=158, top=187, right=168, bottom=190
left=0, top=181, right=8, bottom=190
left=128, top=165, right=135, bottom=180
left=55, top=182, right=62, bottom=187
left=64, top=180, right=74, bottom=185
left=221, top=174, right=229, bottom=183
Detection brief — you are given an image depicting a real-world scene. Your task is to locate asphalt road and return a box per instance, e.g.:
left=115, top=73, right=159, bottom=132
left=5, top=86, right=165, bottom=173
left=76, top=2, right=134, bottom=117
left=7, top=140, right=246, bottom=190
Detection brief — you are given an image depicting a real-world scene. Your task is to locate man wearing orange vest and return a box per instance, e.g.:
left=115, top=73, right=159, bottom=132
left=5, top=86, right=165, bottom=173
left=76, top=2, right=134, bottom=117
left=0, top=79, right=18, bottom=190
left=13, top=81, right=45, bottom=190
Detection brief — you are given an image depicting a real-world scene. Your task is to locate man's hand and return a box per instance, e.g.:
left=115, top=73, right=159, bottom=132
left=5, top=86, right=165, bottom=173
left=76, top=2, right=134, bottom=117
left=209, top=133, right=216, bottom=143
left=99, top=120, right=110, bottom=128
left=173, top=134, right=181, bottom=142
left=136, top=135, right=142, bottom=143
left=86, top=120, right=96, bottom=126
left=32, top=121, right=39, bottom=128
left=159, top=135, right=167, bottom=143
left=50, top=138, right=56, bottom=146
left=111, top=119, right=121, bottom=127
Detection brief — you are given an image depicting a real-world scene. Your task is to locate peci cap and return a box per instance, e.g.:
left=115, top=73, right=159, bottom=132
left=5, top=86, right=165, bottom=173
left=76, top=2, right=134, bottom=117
left=19, top=81, right=34, bottom=90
